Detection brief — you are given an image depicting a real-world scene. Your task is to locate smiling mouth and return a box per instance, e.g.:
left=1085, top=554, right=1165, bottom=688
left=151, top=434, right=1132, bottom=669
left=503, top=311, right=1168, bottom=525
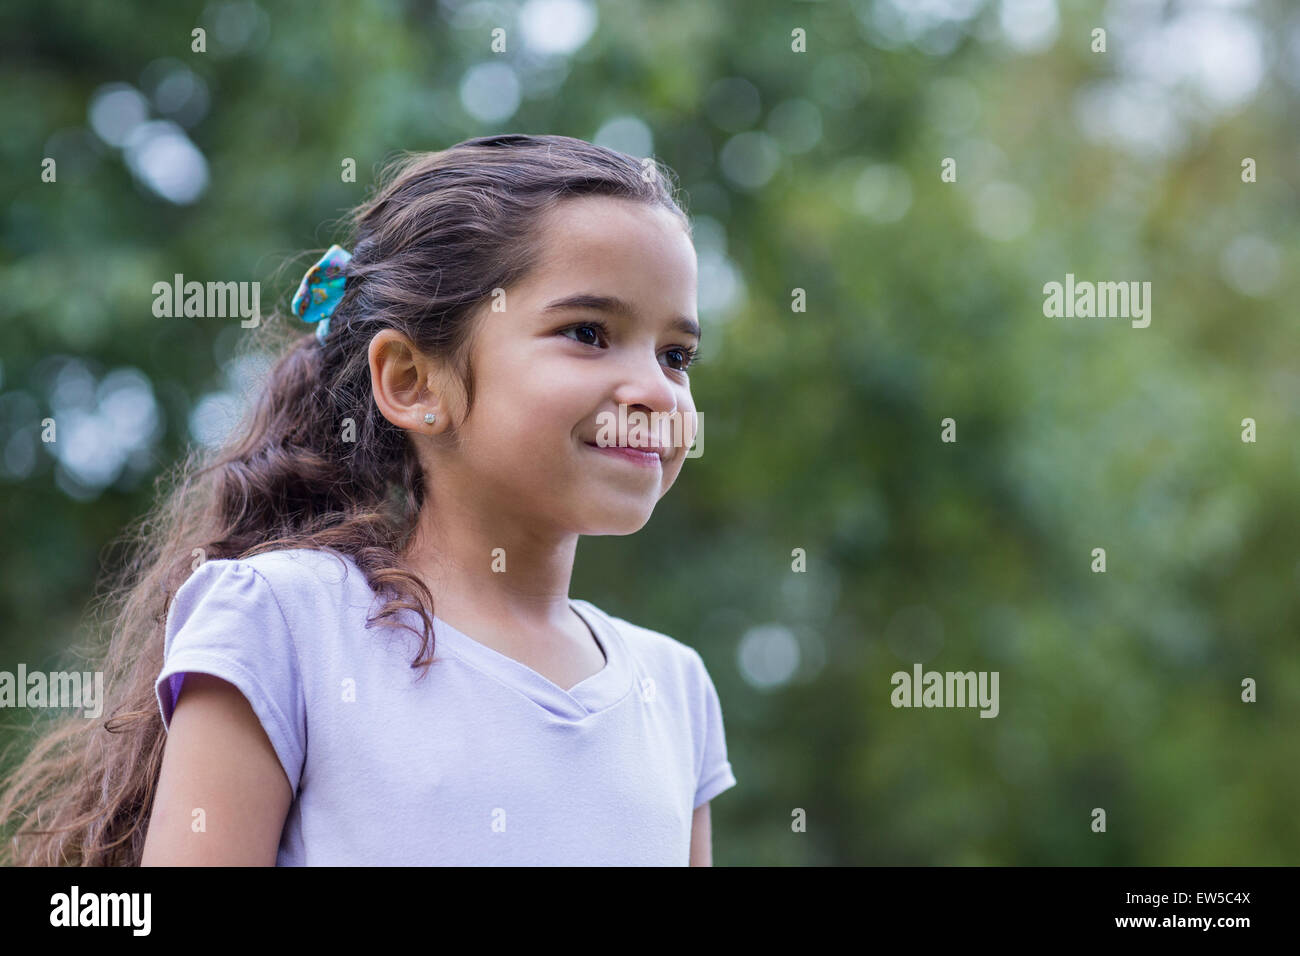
left=584, top=441, right=664, bottom=466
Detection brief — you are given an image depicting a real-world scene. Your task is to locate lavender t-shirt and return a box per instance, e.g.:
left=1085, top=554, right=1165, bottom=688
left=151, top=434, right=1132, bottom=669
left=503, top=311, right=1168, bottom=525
left=154, top=548, right=737, bottom=866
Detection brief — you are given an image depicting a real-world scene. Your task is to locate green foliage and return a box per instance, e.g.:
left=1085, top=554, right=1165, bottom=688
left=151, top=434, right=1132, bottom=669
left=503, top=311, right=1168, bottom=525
left=2, top=0, right=1296, bottom=864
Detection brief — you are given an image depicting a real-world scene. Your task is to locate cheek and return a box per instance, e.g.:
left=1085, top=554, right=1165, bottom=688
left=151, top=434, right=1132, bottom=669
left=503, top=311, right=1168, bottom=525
left=671, top=394, right=699, bottom=451
left=466, top=371, right=588, bottom=467
left=661, top=458, right=685, bottom=494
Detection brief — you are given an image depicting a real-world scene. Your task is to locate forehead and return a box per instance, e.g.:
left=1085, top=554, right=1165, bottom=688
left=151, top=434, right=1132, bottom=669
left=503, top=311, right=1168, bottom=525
left=519, top=197, right=697, bottom=308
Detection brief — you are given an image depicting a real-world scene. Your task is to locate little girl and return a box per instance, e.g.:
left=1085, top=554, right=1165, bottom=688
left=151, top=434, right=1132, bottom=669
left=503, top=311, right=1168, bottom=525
left=0, top=134, right=735, bottom=866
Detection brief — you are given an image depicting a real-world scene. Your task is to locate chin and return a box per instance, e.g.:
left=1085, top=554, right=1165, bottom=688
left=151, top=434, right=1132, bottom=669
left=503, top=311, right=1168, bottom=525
left=576, top=502, right=657, bottom=535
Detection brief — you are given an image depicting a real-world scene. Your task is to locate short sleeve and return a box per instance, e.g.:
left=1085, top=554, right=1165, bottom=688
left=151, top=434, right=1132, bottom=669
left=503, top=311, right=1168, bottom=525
left=155, top=558, right=307, bottom=794
left=691, top=651, right=737, bottom=808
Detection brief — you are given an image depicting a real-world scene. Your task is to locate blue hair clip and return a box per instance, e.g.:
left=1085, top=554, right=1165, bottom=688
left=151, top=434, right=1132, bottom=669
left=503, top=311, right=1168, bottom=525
left=291, top=244, right=352, bottom=342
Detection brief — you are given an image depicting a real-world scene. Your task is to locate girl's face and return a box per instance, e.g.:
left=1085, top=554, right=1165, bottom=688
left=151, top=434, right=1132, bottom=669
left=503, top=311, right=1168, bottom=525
left=441, top=196, right=700, bottom=535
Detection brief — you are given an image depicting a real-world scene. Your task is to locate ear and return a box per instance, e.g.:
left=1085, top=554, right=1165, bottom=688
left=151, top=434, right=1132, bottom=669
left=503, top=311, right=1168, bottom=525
left=368, top=329, right=456, bottom=432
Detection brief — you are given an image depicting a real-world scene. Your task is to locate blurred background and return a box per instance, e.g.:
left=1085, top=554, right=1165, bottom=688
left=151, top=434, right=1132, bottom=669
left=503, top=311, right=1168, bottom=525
left=2, top=0, right=1298, bottom=865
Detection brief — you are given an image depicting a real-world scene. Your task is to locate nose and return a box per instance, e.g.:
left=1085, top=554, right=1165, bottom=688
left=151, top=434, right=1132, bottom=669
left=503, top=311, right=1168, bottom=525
left=611, top=346, right=680, bottom=414
left=611, top=347, right=684, bottom=448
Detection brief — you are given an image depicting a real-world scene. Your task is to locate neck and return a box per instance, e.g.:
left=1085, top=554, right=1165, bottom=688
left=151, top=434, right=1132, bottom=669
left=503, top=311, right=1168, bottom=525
left=400, top=493, right=580, bottom=638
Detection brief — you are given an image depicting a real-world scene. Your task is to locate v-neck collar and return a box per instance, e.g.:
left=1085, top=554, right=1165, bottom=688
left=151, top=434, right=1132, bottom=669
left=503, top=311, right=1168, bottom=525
left=429, top=599, right=632, bottom=721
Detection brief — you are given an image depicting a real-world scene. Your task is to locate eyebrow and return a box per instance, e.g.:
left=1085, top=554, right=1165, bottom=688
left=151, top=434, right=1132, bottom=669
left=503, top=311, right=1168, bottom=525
left=542, top=293, right=701, bottom=342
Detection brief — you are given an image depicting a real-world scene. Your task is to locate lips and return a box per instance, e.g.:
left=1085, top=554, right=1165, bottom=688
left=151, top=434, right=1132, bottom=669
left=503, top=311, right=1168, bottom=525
left=583, top=440, right=666, bottom=462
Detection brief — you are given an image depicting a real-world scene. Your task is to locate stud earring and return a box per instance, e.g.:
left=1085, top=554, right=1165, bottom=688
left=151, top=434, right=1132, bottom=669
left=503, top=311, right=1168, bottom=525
left=423, top=412, right=437, bottom=425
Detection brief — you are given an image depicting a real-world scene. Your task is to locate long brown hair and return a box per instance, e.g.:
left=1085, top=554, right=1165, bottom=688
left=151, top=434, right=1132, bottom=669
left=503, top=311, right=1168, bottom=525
left=0, top=134, right=691, bottom=865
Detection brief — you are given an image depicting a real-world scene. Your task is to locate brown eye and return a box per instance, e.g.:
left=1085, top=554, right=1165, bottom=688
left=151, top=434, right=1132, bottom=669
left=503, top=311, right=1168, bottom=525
left=664, top=347, right=698, bottom=371
left=560, top=321, right=608, bottom=347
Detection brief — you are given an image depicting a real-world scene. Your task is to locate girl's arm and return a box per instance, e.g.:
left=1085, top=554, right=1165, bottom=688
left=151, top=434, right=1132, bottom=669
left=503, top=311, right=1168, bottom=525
left=141, top=673, right=294, bottom=866
left=689, top=802, right=713, bottom=866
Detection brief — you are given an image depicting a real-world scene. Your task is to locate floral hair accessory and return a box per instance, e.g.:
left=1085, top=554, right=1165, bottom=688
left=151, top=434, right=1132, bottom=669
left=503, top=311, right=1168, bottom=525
left=291, top=244, right=352, bottom=342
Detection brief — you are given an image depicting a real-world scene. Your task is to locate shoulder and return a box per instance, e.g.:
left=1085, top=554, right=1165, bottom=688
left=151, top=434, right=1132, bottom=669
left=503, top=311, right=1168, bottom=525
left=579, top=601, right=735, bottom=802
left=171, top=548, right=374, bottom=634
left=576, top=600, right=714, bottom=685
left=228, top=547, right=362, bottom=590
left=162, top=549, right=376, bottom=688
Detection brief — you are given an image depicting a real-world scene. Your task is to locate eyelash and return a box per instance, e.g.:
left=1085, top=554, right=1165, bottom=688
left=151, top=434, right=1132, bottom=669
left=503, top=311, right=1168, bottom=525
left=560, top=319, right=699, bottom=372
